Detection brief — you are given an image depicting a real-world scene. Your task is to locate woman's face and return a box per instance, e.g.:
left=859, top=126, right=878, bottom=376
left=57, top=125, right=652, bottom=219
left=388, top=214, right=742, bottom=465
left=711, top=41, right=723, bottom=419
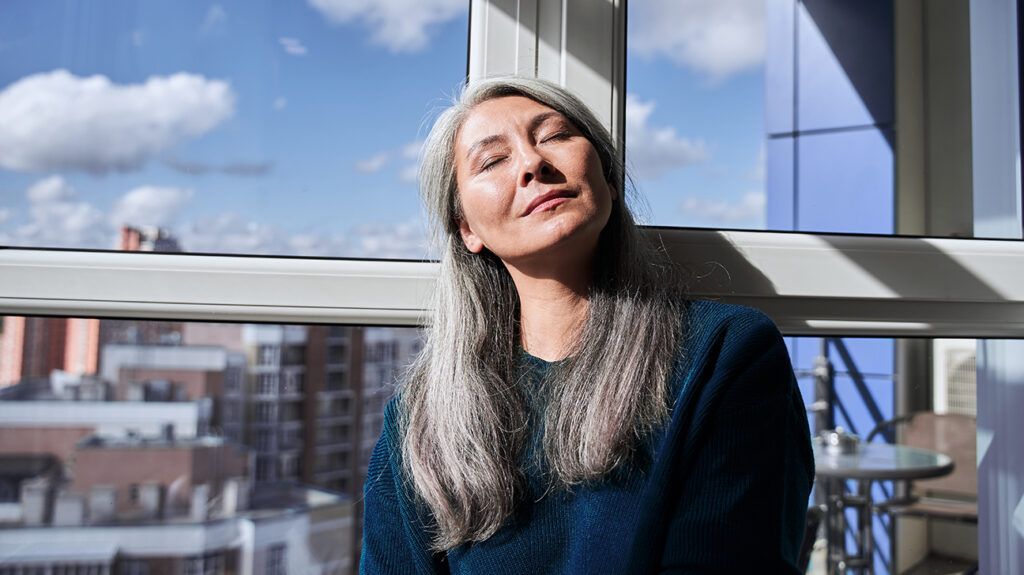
left=453, top=95, right=615, bottom=267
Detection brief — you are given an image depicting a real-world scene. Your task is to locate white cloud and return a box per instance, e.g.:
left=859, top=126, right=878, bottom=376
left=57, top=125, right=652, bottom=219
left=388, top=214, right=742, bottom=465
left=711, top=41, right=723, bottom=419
left=279, top=37, right=308, bottom=56
left=355, top=139, right=422, bottom=183
left=163, top=157, right=272, bottom=176
left=179, top=212, right=291, bottom=254
left=15, top=176, right=110, bottom=248
left=348, top=217, right=430, bottom=259
left=399, top=164, right=419, bottom=184
left=355, top=152, right=390, bottom=173
left=629, top=0, right=764, bottom=82
left=200, top=5, right=228, bottom=36
left=273, top=97, right=288, bottom=111
left=398, top=140, right=423, bottom=183
left=5, top=177, right=198, bottom=249
left=680, top=190, right=765, bottom=226
left=178, top=212, right=428, bottom=258
left=401, top=140, right=423, bottom=160
left=3, top=177, right=428, bottom=257
left=26, top=174, right=74, bottom=203
left=0, top=70, right=234, bottom=173
left=308, top=0, right=466, bottom=52
left=626, top=94, right=709, bottom=180
left=110, top=186, right=194, bottom=227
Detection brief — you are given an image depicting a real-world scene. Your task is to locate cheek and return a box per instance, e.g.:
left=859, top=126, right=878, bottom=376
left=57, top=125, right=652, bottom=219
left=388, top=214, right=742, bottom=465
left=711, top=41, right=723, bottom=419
left=458, top=184, right=503, bottom=232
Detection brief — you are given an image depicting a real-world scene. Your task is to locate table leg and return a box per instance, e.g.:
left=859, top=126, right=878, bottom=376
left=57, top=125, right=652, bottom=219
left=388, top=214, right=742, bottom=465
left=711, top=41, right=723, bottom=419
left=825, top=478, right=875, bottom=574
left=857, top=479, right=874, bottom=575
left=826, top=478, right=844, bottom=575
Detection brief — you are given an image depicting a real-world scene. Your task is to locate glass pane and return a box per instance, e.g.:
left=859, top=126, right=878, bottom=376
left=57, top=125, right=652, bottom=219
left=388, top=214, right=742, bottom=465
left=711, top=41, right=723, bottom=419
left=0, top=314, right=422, bottom=574
left=626, top=0, right=974, bottom=237
left=0, top=0, right=468, bottom=257
left=794, top=335, right=980, bottom=575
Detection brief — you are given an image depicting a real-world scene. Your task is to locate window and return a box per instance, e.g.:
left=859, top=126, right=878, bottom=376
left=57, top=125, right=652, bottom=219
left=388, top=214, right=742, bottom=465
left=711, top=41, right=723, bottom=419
left=182, top=552, right=223, bottom=575
left=0, top=2, right=469, bottom=260
left=256, top=373, right=277, bottom=395
left=326, top=369, right=349, bottom=392
left=256, top=429, right=274, bottom=452
left=282, top=371, right=303, bottom=394
left=266, top=544, right=287, bottom=575
left=280, top=454, right=300, bottom=478
left=255, top=403, right=275, bottom=423
left=327, top=343, right=349, bottom=365
left=625, top=0, right=972, bottom=240
left=2, top=0, right=1022, bottom=574
left=122, top=559, right=150, bottom=575
left=257, top=345, right=279, bottom=367
left=255, top=455, right=275, bottom=483
left=281, top=346, right=306, bottom=366
left=225, top=367, right=243, bottom=394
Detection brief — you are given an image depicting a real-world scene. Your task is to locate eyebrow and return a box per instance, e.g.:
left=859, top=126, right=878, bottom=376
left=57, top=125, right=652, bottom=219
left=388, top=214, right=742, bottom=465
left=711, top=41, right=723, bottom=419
left=464, top=111, right=565, bottom=161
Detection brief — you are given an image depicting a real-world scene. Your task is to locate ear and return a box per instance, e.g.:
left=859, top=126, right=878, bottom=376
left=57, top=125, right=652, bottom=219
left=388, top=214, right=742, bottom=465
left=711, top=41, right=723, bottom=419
left=458, top=218, right=485, bottom=253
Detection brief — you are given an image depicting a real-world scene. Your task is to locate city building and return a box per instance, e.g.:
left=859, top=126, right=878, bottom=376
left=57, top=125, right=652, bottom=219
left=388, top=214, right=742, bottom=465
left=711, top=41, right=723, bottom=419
left=0, top=316, right=66, bottom=388
left=119, top=226, right=184, bottom=253
left=100, top=344, right=246, bottom=442
left=0, top=430, right=351, bottom=574
left=0, top=226, right=184, bottom=388
left=240, top=324, right=310, bottom=485
left=0, top=398, right=209, bottom=463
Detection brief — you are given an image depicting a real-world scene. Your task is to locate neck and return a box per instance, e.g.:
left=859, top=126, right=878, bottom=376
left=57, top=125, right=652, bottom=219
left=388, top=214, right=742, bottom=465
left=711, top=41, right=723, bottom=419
left=506, top=259, right=592, bottom=362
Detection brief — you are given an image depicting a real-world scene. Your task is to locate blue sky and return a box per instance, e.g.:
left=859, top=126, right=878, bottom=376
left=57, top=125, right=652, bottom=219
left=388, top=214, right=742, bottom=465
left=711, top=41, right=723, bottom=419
left=0, top=0, right=766, bottom=257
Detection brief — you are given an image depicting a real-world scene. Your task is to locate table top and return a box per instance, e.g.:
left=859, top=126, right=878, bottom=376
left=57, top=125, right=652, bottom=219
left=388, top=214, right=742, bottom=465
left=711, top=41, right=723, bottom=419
left=813, top=442, right=955, bottom=480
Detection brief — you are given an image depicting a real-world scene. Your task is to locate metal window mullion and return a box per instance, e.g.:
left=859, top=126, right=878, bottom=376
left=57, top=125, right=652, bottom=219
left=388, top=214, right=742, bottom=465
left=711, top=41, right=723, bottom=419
left=468, top=0, right=626, bottom=143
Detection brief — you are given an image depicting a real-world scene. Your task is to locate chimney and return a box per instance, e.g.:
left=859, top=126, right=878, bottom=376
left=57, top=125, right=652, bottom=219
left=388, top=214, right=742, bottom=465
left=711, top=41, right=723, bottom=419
left=120, top=226, right=142, bottom=251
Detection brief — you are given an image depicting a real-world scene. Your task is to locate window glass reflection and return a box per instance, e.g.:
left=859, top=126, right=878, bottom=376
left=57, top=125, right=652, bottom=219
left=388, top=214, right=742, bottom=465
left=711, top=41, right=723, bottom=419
left=0, top=314, right=422, bottom=573
left=0, top=0, right=469, bottom=258
left=626, top=0, right=971, bottom=238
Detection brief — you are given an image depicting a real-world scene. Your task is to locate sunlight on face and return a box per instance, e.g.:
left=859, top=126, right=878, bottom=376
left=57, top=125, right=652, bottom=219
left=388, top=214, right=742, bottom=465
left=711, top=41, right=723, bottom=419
left=453, top=96, right=615, bottom=268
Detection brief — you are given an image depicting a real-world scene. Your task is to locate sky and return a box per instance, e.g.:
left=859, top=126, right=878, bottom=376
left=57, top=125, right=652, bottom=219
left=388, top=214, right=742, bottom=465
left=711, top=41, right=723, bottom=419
left=0, top=0, right=767, bottom=259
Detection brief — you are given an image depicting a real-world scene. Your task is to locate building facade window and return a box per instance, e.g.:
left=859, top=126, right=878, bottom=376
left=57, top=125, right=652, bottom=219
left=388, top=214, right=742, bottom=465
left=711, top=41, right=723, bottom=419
left=257, top=345, right=279, bottom=367
left=266, top=544, right=287, bottom=575
left=256, top=373, right=277, bottom=396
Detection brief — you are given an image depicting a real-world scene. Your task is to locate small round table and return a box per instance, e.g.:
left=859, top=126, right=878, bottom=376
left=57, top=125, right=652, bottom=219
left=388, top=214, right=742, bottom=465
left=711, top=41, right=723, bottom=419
left=813, top=443, right=954, bottom=575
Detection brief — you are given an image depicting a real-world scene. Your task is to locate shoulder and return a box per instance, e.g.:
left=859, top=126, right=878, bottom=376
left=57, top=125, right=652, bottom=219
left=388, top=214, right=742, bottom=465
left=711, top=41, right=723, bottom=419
left=670, top=299, right=793, bottom=410
left=680, top=299, right=784, bottom=362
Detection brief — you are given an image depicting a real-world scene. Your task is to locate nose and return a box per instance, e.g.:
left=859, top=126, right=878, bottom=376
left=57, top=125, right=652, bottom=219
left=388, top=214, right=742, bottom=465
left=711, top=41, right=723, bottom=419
left=517, top=146, right=553, bottom=188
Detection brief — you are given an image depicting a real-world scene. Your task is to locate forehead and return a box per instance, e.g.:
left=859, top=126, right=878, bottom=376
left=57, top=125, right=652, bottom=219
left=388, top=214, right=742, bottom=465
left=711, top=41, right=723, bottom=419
left=455, top=95, right=564, bottom=149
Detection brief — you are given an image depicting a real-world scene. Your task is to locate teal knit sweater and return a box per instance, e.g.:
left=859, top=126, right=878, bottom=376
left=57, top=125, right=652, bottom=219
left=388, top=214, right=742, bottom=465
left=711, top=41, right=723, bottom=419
left=361, top=300, right=815, bottom=574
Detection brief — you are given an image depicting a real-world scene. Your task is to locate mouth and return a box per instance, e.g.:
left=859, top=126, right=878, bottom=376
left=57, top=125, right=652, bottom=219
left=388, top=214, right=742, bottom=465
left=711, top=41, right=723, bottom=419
left=522, top=189, right=576, bottom=216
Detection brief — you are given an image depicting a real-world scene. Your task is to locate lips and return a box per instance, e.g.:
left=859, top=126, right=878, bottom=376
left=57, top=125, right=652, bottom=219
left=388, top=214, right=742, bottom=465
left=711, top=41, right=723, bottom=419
left=522, top=190, right=576, bottom=216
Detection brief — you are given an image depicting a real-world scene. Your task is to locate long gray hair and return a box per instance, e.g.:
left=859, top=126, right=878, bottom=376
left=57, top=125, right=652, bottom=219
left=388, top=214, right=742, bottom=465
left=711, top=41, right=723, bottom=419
left=402, top=76, right=684, bottom=551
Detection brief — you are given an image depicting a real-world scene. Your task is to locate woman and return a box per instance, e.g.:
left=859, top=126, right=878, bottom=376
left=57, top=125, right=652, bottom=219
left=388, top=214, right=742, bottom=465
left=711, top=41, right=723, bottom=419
left=361, top=76, right=814, bottom=574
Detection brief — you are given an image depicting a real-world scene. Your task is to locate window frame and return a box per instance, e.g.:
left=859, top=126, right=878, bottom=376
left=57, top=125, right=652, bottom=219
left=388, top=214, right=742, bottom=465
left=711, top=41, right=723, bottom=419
left=2, top=229, right=1023, bottom=338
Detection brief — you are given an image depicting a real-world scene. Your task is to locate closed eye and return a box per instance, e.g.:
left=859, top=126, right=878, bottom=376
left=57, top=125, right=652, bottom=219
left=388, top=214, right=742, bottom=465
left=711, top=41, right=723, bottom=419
left=480, top=155, right=506, bottom=172
left=541, top=131, right=572, bottom=143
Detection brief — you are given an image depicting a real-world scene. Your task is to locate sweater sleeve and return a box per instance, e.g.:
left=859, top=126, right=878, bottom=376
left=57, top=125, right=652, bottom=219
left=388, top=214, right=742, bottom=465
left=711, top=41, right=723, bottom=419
left=360, top=399, right=447, bottom=575
left=657, top=311, right=815, bottom=574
